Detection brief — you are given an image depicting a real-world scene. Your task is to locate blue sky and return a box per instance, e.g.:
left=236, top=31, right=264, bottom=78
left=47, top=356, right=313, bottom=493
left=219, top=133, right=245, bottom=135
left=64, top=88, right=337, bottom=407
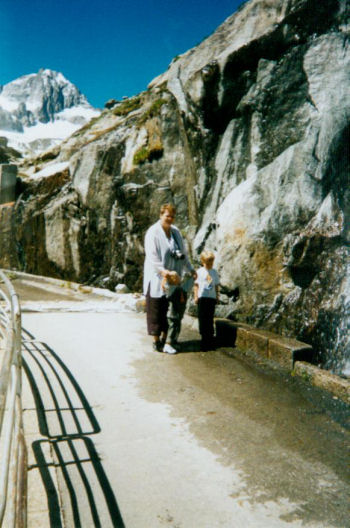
left=0, top=0, right=244, bottom=108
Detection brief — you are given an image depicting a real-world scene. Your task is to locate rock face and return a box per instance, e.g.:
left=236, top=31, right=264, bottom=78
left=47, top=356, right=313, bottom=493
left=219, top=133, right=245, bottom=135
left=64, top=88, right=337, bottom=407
left=0, top=69, right=100, bottom=155
left=1, top=0, right=349, bottom=374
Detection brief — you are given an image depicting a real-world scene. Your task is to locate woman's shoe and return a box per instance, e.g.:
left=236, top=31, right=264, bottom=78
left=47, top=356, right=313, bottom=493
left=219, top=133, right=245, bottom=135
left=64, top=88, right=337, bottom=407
left=152, top=341, right=164, bottom=352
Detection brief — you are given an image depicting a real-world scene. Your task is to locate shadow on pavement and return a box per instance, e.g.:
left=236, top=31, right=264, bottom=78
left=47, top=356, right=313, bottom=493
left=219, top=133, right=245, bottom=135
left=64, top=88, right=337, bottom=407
left=178, top=339, right=202, bottom=352
left=22, top=328, right=125, bottom=528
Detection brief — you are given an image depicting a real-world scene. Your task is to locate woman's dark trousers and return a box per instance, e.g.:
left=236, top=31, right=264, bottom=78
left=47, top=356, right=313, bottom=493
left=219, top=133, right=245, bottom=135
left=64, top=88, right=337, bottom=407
left=146, top=287, right=169, bottom=336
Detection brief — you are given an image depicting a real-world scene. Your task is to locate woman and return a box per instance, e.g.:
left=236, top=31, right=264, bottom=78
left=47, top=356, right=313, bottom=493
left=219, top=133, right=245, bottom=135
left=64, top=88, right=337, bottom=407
left=143, top=203, right=196, bottom=354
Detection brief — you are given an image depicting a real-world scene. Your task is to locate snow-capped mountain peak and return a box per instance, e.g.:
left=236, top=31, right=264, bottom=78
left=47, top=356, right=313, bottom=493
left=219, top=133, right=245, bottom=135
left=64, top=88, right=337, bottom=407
left=0, top=69, right=100, bottom=156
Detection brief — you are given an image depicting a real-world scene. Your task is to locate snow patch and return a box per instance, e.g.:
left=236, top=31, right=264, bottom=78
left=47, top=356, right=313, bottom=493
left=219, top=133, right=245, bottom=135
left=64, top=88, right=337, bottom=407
left=57, top=105, right=99, bottom=121
left=0, top=94, right=19, bottom=112
left=3, top=111, right=99, bottom=155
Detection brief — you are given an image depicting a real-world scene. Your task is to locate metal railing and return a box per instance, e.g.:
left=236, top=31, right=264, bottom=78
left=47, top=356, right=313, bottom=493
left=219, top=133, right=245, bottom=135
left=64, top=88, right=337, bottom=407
left=0, top=270, right=27, bottom=527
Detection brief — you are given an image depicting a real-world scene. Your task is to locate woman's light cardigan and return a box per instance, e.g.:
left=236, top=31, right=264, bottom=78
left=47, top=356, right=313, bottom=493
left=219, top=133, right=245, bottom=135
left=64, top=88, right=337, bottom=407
left=143, top=220, right=194, bottom=298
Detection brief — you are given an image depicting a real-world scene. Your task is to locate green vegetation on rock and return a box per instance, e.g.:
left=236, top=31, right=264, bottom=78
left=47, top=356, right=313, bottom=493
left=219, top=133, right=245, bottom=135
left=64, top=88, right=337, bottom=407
left=133, top=143, right=163, bottom=165
left=113, top=96, right=142, bottom=116
left=139, top=99, right=167, bottom=125
left=133, top=147, right=150, bottom=165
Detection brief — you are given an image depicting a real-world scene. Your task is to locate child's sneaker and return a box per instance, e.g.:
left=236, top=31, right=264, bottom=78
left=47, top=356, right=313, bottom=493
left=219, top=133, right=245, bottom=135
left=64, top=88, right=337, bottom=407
left=163, top=343, right=178, bottom=354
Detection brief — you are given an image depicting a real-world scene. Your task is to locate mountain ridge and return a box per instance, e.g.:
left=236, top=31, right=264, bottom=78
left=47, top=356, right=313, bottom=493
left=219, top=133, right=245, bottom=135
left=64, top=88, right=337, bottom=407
left=0, top=68, right=100, bottom=156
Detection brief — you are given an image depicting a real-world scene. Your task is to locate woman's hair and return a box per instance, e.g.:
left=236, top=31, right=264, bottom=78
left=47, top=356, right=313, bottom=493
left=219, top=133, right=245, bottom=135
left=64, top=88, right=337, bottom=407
left=200, top=250, right=215, bottom=264
left=160, top=203, right=176, bottom=215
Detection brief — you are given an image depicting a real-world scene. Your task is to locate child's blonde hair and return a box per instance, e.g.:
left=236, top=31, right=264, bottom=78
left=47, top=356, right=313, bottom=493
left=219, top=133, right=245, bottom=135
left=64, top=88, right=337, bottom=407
left=161, top=271, right=180, bottom=291
left=200, top=250, right=215, bottom=265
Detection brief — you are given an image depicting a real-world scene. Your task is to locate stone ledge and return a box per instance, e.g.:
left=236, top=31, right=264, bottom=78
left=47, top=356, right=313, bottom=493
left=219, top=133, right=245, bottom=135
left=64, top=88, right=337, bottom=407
left=293, top=362, right=350, bottom=405
left=215, top=318, right=313, bottom=370
left=269, top=336, right=313, bottom=370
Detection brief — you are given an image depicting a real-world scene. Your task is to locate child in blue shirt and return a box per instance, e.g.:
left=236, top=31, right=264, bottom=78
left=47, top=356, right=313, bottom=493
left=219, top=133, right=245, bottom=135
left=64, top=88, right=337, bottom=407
left=194, top=250, right=220, bottom=350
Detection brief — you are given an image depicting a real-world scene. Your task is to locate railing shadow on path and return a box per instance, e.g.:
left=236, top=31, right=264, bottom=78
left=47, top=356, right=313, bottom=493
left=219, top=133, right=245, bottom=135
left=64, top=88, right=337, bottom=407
left=21, top=327, right=125, bottom=528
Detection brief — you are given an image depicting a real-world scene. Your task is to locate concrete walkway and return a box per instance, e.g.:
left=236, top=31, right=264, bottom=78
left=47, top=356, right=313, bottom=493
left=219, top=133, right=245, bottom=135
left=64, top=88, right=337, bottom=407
left=13, top=275, right=350, bottom=527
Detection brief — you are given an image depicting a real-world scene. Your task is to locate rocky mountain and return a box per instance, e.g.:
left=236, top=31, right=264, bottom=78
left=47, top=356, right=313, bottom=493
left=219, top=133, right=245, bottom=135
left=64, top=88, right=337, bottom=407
left=0, top=69, right=100, bottom=155
left=0, top=0, right=349, bottom=374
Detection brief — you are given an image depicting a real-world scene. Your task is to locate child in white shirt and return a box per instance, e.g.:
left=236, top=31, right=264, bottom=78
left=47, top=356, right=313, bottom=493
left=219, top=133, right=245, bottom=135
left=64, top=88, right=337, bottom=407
left=194, top=250, right=220, bottom=350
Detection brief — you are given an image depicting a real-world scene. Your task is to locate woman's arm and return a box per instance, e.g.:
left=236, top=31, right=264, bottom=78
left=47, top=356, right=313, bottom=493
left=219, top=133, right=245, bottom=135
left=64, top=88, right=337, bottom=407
left=145, top=228, right=177, bottom=280
left=145, top=229, right=166, bottom=275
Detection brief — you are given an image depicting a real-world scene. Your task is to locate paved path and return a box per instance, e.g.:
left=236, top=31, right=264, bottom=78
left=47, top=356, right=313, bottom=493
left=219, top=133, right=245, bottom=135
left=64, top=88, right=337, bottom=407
left=12, top=275, right=350, bottom=527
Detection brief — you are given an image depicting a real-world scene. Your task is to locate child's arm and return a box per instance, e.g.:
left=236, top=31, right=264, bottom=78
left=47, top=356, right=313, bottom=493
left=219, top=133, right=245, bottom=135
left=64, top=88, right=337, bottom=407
left=194, top=284, right=199, bottom=304
left=215, top=285, right=219, bottom=303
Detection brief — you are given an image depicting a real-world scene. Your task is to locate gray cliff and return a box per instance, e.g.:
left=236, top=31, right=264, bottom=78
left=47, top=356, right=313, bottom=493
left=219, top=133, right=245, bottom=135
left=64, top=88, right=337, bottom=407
left=0, top=0, right=349, bottom=373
